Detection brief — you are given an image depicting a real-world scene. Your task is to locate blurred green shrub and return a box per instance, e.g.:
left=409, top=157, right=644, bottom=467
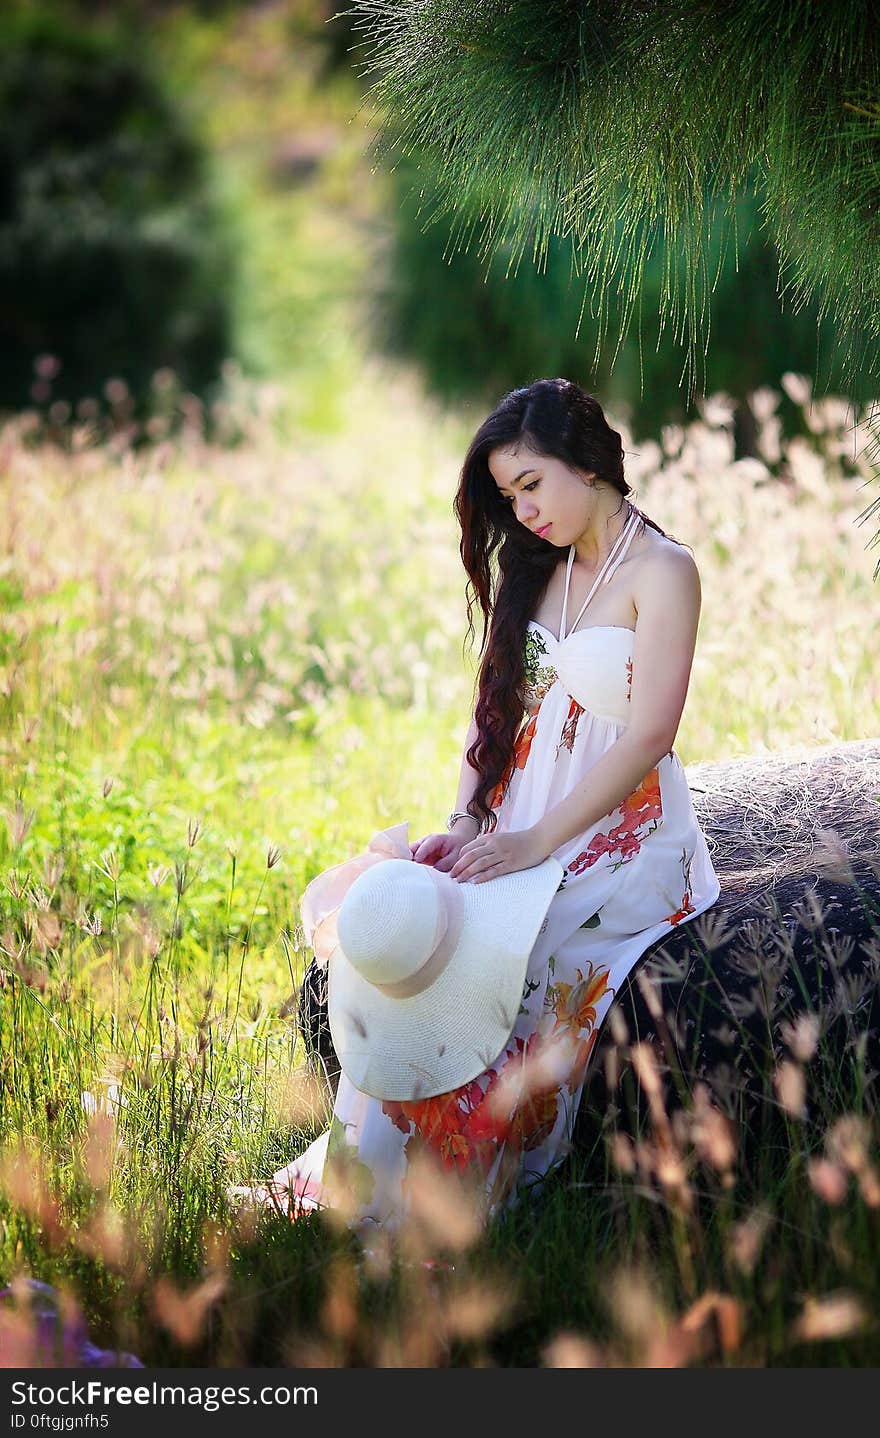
left=0, top=8, right=234, bottom=418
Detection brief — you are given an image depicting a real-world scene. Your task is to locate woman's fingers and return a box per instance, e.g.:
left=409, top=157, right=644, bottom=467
left=456, top=839, right=535, bottom=881
left=434, top=836, right=464, bottom=870
left=455, top=860, right=503, bottom=884
left=451, top=847, right=497, bottom=881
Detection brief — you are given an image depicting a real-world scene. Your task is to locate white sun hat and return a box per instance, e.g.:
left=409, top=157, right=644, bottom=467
left=325, top=848, right=564, bottom=1101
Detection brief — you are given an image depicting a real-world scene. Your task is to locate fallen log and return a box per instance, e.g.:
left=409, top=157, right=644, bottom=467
left=572, top=737, right=880, bottom=1159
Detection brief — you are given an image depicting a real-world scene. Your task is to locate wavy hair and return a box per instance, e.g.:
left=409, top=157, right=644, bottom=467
left=455, top=377, right=686, bottom=834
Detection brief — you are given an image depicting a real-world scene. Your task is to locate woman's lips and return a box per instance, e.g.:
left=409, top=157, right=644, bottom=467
left=535, top=523, right=552, bottom=538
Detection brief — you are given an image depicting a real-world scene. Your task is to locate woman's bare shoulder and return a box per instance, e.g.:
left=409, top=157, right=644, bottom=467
left=632, top=533, right=700, bottom=617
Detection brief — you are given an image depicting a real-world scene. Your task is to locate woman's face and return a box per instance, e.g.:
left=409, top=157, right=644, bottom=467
left=487, top=444, right=595, bottom=547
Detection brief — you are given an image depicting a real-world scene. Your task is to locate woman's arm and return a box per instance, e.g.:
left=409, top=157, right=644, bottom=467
left=449, top=709, right=482, bottom=839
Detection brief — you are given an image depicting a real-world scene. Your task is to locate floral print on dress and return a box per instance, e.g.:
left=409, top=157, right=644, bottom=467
left=556, top=695, right=584, bottom=759
left=522, top=627, right=558, bottom=710
left=488, top=702, right=543, bottom=810
left=379, top=961, right=613, bottom=1201
left=546, top=961, right=614, bottom=1094
left=566, top=766, right=663, bottom=876
left=664, top=846, right=698, bottom=925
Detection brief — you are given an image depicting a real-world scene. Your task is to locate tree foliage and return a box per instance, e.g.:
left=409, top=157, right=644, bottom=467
left=341, top=1, right=880, bottom=525
left=0, top=6, right=234, bottom=416
left=373, top=149, right=868, bottom=443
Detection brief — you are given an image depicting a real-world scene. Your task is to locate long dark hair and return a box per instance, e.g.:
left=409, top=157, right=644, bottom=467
left=455, top=377, right=686, bottom=834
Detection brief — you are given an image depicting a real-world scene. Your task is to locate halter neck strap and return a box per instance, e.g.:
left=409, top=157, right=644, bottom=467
left=558, top=506, right=640, bottom=642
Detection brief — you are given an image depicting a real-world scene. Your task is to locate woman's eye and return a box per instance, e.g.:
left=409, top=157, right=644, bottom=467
left=501, top=479, right=540, bottom=505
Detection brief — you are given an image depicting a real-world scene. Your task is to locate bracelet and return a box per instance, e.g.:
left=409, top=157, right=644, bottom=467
left=447, top=809, right=480, bottom=833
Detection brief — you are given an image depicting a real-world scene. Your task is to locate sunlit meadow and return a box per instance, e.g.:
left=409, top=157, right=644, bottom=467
left=1, top=352, right=879, bottom=1366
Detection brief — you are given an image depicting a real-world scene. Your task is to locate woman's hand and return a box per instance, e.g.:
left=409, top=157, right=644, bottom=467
left=449, top=826, right=548, bottom=884
left=409, top=830, right=472, bottom=873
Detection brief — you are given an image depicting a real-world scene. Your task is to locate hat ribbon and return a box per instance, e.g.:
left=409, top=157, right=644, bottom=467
left=301, top=820, right=457, bottom=974
left=370, top=869, right=465, bottom=998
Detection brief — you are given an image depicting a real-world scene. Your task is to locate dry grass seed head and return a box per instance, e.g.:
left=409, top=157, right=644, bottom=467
left=792, top=1291, right=869, bottom=1343
left=542, top=1330, right=606, bottom=1367
left=606, top=1267, right=668, bottom=1355
left=690, top=1082, right=738, bottom=1175
left=780, top=1012, right=820, bottom=1063
left=320, top=1254, right=359, bottom=1344
left=74, top=1203, right=136, bottom=1271
left=270, top=1069, right=333, bottom=1133
left=400, top=1149, right=483, bottom=1255
left=3, top=799, right=36, bottom=848
left=727, top=1205, right=773, bottom=1276
left=773, top=1060, right=807, bottom=1119
left=0, top=1143, right=65, bottom=1247
left=679, top=1291, right=744, bottom=1358
left=810, top=826, right=857, bottom=885
left=826, top=1114, right=871, bottom=1173
left=438, top=1275, right=517, bottom=1344
left=807, top=1157, right=849, bottom=1206
left=151, top=1272, right=226, bottom=1349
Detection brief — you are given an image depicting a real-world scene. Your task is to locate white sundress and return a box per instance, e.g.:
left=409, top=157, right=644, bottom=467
left=240, top=509, right=722, bottom=1236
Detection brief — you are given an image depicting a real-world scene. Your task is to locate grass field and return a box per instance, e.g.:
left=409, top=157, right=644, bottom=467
left=2, top=0, right=880, bottom=1371
left=1, top=353, right=879, bottom=1366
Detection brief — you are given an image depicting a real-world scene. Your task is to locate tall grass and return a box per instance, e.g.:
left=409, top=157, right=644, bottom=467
left=0, top=357, right=878, bottom=1365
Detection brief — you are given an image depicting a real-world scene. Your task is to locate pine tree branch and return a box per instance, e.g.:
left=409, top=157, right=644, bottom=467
left=339, top=0, right=880, bottom=560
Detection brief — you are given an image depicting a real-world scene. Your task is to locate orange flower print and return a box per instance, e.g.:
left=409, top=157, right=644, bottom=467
left=382, top=1092, right=460, bottom=1143
left=552, top=963, right=612, bottom=1032
left=508, top=1086, right=559, bottom=1151
left=621, top=766, right=662, bottom=819
left=488, top=775, right=508, bottom=813
left=382, top=1080, right=506, bottom=1174
left=556, top=695, right=584, bottom=759
left=381, top=1029, right=568, bottom=1173
left=462, top=1080, right=515, bottom=1147
left=513, top=709, right=540, bottom=769
left=489, top=703, right=543, bottom=810
left=566, top=1028, right=600, bottom=1096
left=547, top=962, right=614, bottom=1094
left=566, top=767, right=663, bottom=875
left=380, top=965, right=615, bottom=1175
left=489, top=1034, right=562, bottom=1151
left=384, top=1089, right=500, bottom=1170
left=664, top=846, right=697, bottom=925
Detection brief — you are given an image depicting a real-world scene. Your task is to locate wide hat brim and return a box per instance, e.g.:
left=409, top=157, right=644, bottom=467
left=327, top=856, right=564, bottom=1101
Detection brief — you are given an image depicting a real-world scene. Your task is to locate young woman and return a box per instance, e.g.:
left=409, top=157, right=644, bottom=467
left=235, top=377, right=721, bottom=1234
